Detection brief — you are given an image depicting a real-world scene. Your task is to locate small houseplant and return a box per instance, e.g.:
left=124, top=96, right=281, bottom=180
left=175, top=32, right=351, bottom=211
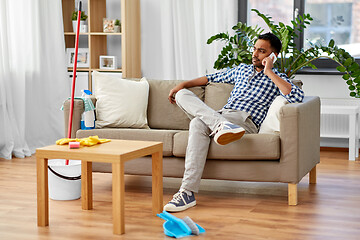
left=114, top=19, right=121, bottom=33
left=71, top=10, right=88, bottom=21
left=71, top=11, right=88, bottom=32
left=207, top=9, right=360, bottom=98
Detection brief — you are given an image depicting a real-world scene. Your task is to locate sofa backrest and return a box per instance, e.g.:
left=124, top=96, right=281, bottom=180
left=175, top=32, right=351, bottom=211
left=147, top=79, right=205, bottom=130
left=141, top=79, right=302, bottom=130
left=204, top=83, right=233, bottom=110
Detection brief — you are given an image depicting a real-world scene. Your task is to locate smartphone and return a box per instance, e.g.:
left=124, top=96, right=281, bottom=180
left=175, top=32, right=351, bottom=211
left=269, top=52, right=277, bottom=64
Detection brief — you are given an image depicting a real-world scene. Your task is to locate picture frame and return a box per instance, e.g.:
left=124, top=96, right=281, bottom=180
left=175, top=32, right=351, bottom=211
left=103, top=18, right=115, bottom=33
left=99, top=56, right=117, bottom=70
left=66, top=48, right=89, bottom=68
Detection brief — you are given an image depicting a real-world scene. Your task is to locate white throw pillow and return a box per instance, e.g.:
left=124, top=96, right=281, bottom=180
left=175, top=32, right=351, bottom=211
left=259, top=95, right=289, bottom=134
left=93, top=71, right=149, bottom=129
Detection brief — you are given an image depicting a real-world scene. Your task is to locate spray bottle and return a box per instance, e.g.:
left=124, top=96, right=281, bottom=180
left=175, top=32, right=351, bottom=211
left=80, top=89, right=95, bottom=130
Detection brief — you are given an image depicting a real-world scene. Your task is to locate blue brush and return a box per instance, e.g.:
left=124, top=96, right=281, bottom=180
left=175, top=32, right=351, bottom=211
left=157, top=211, right=205, bottom=238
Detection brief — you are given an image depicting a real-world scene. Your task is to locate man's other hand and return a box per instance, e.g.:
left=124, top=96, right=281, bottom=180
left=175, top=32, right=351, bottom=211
left=168, top=87, right=180, bottom=104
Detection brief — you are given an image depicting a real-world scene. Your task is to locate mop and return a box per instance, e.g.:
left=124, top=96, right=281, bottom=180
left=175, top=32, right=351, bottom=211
left=66, top=1, right=82, bottom=165
left=45, top=2, right=84, bottom=201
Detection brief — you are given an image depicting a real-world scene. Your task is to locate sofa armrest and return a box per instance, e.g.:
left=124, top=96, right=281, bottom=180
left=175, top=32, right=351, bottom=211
left=279, top=96, right=321, bottom=183
left=63, top=96, right=97, bottom=138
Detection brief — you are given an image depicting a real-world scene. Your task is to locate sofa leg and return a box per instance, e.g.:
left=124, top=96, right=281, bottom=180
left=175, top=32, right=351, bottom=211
left=309, top=166, right=317, bottom=184
left=288, top=183, right=298, bottom=206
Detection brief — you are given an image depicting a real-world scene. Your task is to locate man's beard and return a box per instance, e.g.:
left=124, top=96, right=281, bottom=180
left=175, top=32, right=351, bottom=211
left=252, top=57, right=264, bottom=70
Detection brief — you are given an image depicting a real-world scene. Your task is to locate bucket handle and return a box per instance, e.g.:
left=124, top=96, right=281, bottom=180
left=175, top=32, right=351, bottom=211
left=48, top=166, right=81, bottom=181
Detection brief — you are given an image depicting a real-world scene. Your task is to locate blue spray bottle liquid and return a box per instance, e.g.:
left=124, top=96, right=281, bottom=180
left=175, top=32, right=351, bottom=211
left=80, top=90, right=96, bottom=130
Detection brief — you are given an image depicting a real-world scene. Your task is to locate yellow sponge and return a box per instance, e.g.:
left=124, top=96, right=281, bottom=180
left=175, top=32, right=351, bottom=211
left=56, top=135, right=111, bottom=146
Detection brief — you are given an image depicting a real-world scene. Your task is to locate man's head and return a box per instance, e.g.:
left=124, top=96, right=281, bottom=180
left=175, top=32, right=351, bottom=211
left=252, top=32, right=282, bottom=70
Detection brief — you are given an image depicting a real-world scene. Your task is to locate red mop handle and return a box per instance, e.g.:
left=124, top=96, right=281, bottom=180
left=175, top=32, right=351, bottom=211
left=66, top=1, right=82, bottom=165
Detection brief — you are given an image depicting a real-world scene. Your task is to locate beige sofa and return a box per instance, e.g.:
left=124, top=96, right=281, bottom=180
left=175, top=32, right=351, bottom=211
left=63, top=79, right=320, bottom=205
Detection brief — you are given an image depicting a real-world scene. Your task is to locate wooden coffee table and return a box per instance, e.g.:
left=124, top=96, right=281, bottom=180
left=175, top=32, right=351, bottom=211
left=36, top=140, right=163, bottom=235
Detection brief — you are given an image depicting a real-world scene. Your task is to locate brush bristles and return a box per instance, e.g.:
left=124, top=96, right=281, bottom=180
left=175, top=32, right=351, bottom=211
left=182, top=216, right=200, bottom=235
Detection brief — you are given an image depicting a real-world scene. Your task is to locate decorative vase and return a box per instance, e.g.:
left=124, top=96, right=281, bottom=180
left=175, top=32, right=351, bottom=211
left=72, top=20, right=86, bottom=33
left=114, top=25, right=121, bottom=33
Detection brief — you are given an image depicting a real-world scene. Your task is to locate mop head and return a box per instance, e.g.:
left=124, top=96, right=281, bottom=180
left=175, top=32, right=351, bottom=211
left=157, top=211, right=205, bottom=238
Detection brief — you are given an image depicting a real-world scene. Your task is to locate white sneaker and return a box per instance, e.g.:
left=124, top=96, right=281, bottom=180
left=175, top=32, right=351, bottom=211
left=212, top=121, right=245, bottom=145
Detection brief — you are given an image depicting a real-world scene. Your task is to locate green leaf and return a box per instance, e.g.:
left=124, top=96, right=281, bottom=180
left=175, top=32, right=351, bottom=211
left=346, top=80, right=353, bottom=85
left=349, top=62, right=359, bottom=72
left=344, top=58, right=352, bottom=67
left=328, top=39, right=335, bottom=48
left=337, top=66, right=346, bottom=72
left=342, top=74, right=350, bottom=80
left=207, top=33, right=229, bottom=44
left=350, top=92, right=356, bottom=97
left=352, top=72, right=360, bottom=78
left=349, top=86, right=355, bottom=91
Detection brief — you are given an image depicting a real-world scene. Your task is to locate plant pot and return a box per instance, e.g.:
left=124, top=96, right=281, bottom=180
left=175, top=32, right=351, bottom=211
left=114, top=25, right=121, bottom=33
left=72, top=20, right=86, bottom=33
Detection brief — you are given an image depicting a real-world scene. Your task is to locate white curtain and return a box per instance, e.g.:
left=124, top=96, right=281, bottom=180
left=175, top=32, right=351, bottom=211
left=141, top=0, right=238, bottom=80
left=0, top=0, right=69, bottom=159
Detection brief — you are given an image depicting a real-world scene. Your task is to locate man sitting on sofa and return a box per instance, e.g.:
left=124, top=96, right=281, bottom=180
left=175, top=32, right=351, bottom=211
left=164, top=32, right=304, bottom=212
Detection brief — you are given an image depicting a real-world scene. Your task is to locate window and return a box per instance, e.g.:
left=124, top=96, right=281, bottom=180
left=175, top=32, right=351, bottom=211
left=239, top=0, right=360, bottom=70
left=248, top=0, right=294, bottom=33
left=305, top=1, right=357, bottom=56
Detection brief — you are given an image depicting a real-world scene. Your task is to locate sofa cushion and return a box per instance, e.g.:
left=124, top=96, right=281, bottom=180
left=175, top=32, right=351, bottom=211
left=147, top=79, right=205, bottom=130
left=92, top=71, right=149, bottom=129
left=173, top=131, right=280, bottom=160
left=76, top=128, right=180, bottom=156
left=204, top=82, right=233, bottom=111
left=259, top=95, right=289, bottom=134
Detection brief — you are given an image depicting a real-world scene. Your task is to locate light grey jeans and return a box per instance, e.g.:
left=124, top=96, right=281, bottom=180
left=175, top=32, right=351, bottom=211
left=175, top=89, right=258, bottom=193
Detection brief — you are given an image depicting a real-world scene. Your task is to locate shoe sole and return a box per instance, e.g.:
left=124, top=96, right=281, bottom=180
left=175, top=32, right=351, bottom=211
left=163, top=200, right=197, bottom=212
left=214, top=129, right=245, bottom=145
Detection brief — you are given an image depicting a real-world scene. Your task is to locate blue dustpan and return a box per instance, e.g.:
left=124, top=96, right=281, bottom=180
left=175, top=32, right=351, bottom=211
left=157, top=211, right=205, bottom=238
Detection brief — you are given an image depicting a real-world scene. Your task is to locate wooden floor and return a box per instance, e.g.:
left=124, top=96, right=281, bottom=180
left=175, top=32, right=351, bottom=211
left=0, top=151, right=360, bottom=240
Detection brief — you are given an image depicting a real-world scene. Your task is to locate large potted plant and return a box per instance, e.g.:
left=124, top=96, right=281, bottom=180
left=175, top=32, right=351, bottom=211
left=207, top=9, right=360, bottom=98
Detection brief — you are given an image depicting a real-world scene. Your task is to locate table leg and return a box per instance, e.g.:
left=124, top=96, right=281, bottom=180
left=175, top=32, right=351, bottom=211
left=152, top=149, right=163, bottom=215
left=37, top=157, right=49, bottom=226
left=112, top=162, right=125, bottom=234
left=349, top=114, right=356, bottom=161
left=81, top=161, right=93, bottom=210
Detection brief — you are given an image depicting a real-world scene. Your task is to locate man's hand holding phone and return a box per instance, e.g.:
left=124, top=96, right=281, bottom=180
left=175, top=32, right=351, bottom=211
left=269, top=52, right=277, bottom=64
left=262, top=52, right=278, bottom=77
left=262, top=52, right=277, bottom=69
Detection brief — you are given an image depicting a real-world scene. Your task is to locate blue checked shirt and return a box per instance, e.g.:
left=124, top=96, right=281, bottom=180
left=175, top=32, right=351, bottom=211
left=206, top=64, right=304, bottom=127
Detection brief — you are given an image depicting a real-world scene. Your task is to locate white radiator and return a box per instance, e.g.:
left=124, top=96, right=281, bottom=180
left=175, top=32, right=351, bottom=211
left=320, top=99, right=360, bottom=139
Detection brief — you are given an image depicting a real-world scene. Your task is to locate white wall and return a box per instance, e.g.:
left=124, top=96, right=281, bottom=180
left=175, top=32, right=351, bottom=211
left=140, top=0, right=164, bottom=79
left=105, top=0, right=184, bottom=76
left=105, top=0, right=169, bottom=75
left=298, top=73, right=351, bottom=99
left=297, top=73, right=359, bottom=148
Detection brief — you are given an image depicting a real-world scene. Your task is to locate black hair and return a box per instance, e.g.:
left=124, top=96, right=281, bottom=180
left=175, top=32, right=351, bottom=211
left=258, top=32, right=282, bottom=53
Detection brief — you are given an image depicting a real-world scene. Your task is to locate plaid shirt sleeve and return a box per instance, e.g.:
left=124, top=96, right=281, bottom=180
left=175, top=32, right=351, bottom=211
left=205, top=65, right=244, bottom=84
left=277, top=72, right=304, bottom=103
